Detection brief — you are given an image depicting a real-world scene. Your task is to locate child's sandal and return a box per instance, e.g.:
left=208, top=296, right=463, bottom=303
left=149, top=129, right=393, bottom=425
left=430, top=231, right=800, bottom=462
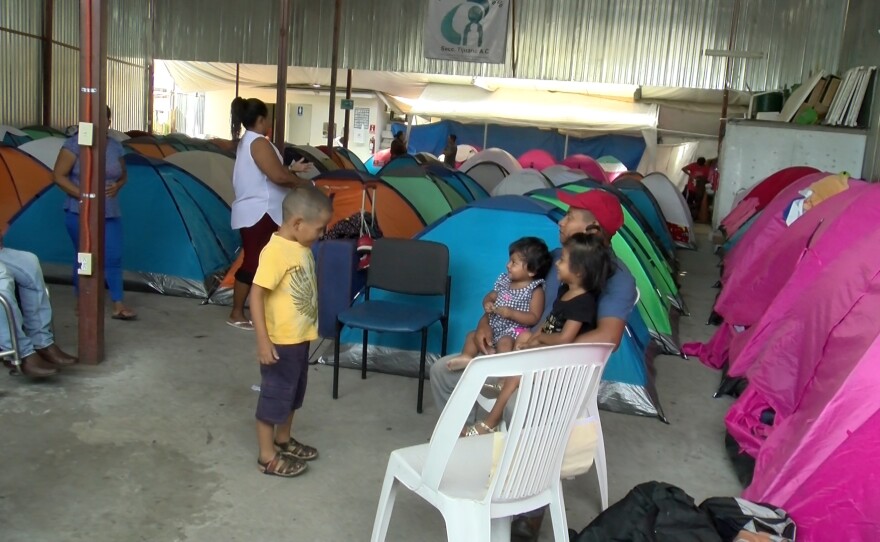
left=462, top=421, right=498, bottom=437
left=276, top=437, right=319, bottom=461
left=258, top=453, right=308, bottom=477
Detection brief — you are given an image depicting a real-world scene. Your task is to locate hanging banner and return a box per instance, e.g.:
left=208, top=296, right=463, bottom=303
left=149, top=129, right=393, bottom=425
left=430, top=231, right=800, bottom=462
left=424, top=0, right=510, bottom=64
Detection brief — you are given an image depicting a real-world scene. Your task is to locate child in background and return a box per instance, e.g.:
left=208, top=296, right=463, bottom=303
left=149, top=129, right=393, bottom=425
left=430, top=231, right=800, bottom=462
left=250, top=187, right=332, bottom=477
left=447, top=237, right=552, bottom=371
left=464, top=232, right=614, bottom=436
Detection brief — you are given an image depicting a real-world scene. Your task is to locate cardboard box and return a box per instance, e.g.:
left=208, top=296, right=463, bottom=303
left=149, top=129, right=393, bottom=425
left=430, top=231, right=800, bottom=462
left=805, top=76, right=829, bottom=106
left=821, top=76, right=841, bottom=107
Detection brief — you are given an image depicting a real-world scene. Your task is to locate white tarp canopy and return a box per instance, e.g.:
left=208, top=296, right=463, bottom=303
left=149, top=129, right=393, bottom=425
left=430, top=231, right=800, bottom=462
left=397, top=84, right=658, bottom=133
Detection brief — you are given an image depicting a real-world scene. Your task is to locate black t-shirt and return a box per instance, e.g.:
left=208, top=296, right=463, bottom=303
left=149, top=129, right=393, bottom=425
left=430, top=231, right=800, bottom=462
left=541, top=284, right=598, bottom=336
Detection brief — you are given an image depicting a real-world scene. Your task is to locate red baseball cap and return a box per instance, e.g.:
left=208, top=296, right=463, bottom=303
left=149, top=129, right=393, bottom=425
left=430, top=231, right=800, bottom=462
left=557, top=190, right=624, bottom=236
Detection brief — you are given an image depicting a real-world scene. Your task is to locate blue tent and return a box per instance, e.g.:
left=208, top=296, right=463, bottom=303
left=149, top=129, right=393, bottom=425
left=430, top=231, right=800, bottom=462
left=4, top=154, right=239, bottom=298
left=339, top=196, right=664, bottom=419
left=422, top=165, right=489, bottom=202
left=611, top=178, right=677, bottom=257
left=377, top=155, right=420, bottom=176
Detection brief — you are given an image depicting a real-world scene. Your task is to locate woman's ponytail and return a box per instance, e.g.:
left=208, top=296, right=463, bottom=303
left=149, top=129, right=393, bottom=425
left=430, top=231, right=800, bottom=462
left=230, top=97, right=246, bottom=141
left=230, top=97, right=268, bottom=141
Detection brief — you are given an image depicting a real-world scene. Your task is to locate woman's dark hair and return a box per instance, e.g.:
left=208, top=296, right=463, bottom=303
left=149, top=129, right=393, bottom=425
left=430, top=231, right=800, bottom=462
left=509, top=236, right=552, bottom=280
left=563, top=232, right=615, bottom=293
left=106, top=106, right=112, bottom=120
left=230, top=97, right=268, bottom=141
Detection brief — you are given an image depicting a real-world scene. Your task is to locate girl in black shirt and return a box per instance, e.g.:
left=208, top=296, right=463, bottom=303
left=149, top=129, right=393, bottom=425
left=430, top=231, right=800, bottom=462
left=464, top=231, right=614, bottom=436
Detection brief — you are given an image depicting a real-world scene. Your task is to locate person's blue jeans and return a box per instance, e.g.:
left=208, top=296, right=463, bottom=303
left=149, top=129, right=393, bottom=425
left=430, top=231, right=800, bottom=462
left=64, top=211, right=125, bottom=303
left=0, top=248, right=54, bottom=358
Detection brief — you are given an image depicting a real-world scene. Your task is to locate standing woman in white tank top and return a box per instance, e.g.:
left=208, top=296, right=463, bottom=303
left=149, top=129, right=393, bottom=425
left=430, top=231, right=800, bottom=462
left=227, top=97, right=313, bottom=330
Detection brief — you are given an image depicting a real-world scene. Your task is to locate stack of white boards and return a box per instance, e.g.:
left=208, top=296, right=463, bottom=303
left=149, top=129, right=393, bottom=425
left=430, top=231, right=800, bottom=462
left=824, top=66, right=876, bottom=127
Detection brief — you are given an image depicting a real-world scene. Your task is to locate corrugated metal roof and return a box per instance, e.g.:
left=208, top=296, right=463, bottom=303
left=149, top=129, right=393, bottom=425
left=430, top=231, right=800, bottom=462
left=155, top=0, right=846, bottom=91
left=1, top=0, right=42, bottom=34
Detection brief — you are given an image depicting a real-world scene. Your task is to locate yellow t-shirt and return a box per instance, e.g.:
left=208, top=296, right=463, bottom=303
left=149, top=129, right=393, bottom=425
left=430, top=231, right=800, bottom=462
left=252, top=234, right=318, bottom=345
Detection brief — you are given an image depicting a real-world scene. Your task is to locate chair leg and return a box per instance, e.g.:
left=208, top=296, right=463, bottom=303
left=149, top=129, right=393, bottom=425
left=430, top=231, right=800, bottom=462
left=333, top=321, right=343, bottom=399
left=490, top=517, right=511, bottom=542
left=417, top=328, right=428, bottom=414
left=440, top=317, right=449, bottom=356
left=548, top=482, right=570, bottom=541
left=594, top=416, right=609, bottom=510
left=370, top=469, right=400, bottom=542
left=361, top=329, right=369, bottom=380
left=442, top=503, right=491, bottom=541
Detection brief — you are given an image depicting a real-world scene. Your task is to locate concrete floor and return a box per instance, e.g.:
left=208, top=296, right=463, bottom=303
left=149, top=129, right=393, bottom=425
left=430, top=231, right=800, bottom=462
left=0, top=226, right=741, bottom=541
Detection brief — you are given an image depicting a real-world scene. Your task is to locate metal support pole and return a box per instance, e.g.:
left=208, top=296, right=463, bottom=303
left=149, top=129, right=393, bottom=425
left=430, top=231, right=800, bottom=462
left=78, top=0, right=108, bottom=364
left=328, top=0, right=342, bottom=148
left=718, top=0, right=741, bottom=156
left=343, top=68, right=352, bottom=149
left=274, top=0, right=291, bottom=151
left=146, top=0, right=155, bottom=133
left=563, top=134, right=569, bottom=158
left=235, top=63, right=240, bottom=98
left=42, top=0, right=54, bottom=126
left=483, top=122, right=488, bottom=149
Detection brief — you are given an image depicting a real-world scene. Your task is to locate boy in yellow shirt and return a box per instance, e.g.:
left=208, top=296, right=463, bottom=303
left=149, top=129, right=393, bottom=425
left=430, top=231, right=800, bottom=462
left=250, top=187, right=332, bottom=477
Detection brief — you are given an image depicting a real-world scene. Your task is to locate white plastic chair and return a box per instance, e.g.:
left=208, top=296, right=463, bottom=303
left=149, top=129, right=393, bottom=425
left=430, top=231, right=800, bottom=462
left=370, top=343, right=613, bottom=542
left=475, top=287, right=640, bottom=511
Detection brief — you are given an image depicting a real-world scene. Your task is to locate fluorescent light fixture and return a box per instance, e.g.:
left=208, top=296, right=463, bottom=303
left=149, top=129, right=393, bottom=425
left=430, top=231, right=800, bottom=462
left=704, top=49, right=767, bottom=59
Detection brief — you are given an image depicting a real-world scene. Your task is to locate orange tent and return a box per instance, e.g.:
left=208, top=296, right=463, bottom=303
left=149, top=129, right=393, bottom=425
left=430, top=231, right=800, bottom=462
left=124, top=138, right=178, bottom=159
left=0, top=146, right=53, bottom=226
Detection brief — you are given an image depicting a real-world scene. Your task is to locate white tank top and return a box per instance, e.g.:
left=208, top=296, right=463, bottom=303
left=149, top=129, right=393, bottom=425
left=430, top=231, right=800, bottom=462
left=231, top=130, right=289, bottom=229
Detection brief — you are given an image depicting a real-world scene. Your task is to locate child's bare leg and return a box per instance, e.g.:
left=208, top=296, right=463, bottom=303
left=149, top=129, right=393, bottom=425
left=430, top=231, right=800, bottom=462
left=482, top=376, right=521, bottom=430
left=257, top=420, right=278, bottom=463
left=514, top=330, right=532, bottom=350
left=447, top=331, right=481, bottom=370
left=495, top=336, right=515, bottom=353
left=274, top=411, right=295, bottom=445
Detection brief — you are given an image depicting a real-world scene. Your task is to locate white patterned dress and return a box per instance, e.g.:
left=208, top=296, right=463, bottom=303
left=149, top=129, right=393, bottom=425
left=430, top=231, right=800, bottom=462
left=488, top=273, right=545, bottom=346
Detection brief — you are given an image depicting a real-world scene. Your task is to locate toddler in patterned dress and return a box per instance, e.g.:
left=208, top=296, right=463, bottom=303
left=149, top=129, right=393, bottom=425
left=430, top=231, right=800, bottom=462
left=447, top=237, right=552, bottom=371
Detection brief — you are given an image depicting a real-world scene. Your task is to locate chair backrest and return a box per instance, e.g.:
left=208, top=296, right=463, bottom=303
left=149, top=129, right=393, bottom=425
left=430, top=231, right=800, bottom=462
left=367, top=238, right=449, bottom=296
left=422, top=343, right=613, bottom=503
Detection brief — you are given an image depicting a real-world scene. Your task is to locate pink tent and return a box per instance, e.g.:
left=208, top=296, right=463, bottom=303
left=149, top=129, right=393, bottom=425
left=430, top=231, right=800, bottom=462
left=725, top=181, right=878, bottom=380
left=720, top=172, right=832, bottom=287
left=720, top=166, right=818, bottom=236
left=518, top=149, right=556, bottom=171
left=562, top=154, right=609, bottom=183
left=684, top=175, right=859, bottom=370
left=717, top=178, right=865, bottom=326
left=721, top=189, right=880, bottom=539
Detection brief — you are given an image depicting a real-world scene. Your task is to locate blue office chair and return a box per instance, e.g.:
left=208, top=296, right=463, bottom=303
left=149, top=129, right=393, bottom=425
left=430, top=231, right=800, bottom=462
left=333, top=238, right=451, bottom=413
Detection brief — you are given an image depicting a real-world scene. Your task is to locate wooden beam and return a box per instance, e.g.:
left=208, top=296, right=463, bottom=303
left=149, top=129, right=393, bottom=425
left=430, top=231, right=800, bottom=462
left=274, top=0, right=291, bottom=151
left=41, top=0, right=54, bottom=126
left=328, top=0, right=341, bottom=148
left=78, top=0, right=108, bottom=364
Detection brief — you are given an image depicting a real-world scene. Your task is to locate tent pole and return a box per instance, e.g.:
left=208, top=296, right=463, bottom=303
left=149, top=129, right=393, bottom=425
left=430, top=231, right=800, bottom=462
left=405, top=115, right=414, bottom=147
left=78, top=0, right=108, bottom=364
left=483, top=122, right=488, bottom=149
left=274, top=0, right=291, bottom=152
left=328, top=0, right=341, bottom=148
left=563, top=134, right=569, bottom=159
left=42, top=0, right=54, bottom=127
left=343, top=68, right=352, bottom=149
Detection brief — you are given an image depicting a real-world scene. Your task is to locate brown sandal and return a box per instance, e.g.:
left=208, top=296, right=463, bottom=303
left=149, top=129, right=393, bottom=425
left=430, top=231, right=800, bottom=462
left=275, top=437, right=319, bottom=461
left=257, top=453, right=308, bottom=477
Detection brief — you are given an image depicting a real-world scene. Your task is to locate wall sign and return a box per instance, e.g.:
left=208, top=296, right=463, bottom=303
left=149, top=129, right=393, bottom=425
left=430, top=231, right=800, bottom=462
left=424, top=0, right=510, bottom=64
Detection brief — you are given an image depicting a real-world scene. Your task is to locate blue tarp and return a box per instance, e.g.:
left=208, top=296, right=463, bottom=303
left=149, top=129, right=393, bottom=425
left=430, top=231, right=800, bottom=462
left=341, top=196, right=663, bottom=417
left=5, top=154, right=239, bottom=298
left=392, top=120, right=646, bottom=170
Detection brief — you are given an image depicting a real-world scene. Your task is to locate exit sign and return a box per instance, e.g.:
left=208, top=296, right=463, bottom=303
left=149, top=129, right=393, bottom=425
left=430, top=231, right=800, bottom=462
left=341, top=99, right=354, bottom=110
